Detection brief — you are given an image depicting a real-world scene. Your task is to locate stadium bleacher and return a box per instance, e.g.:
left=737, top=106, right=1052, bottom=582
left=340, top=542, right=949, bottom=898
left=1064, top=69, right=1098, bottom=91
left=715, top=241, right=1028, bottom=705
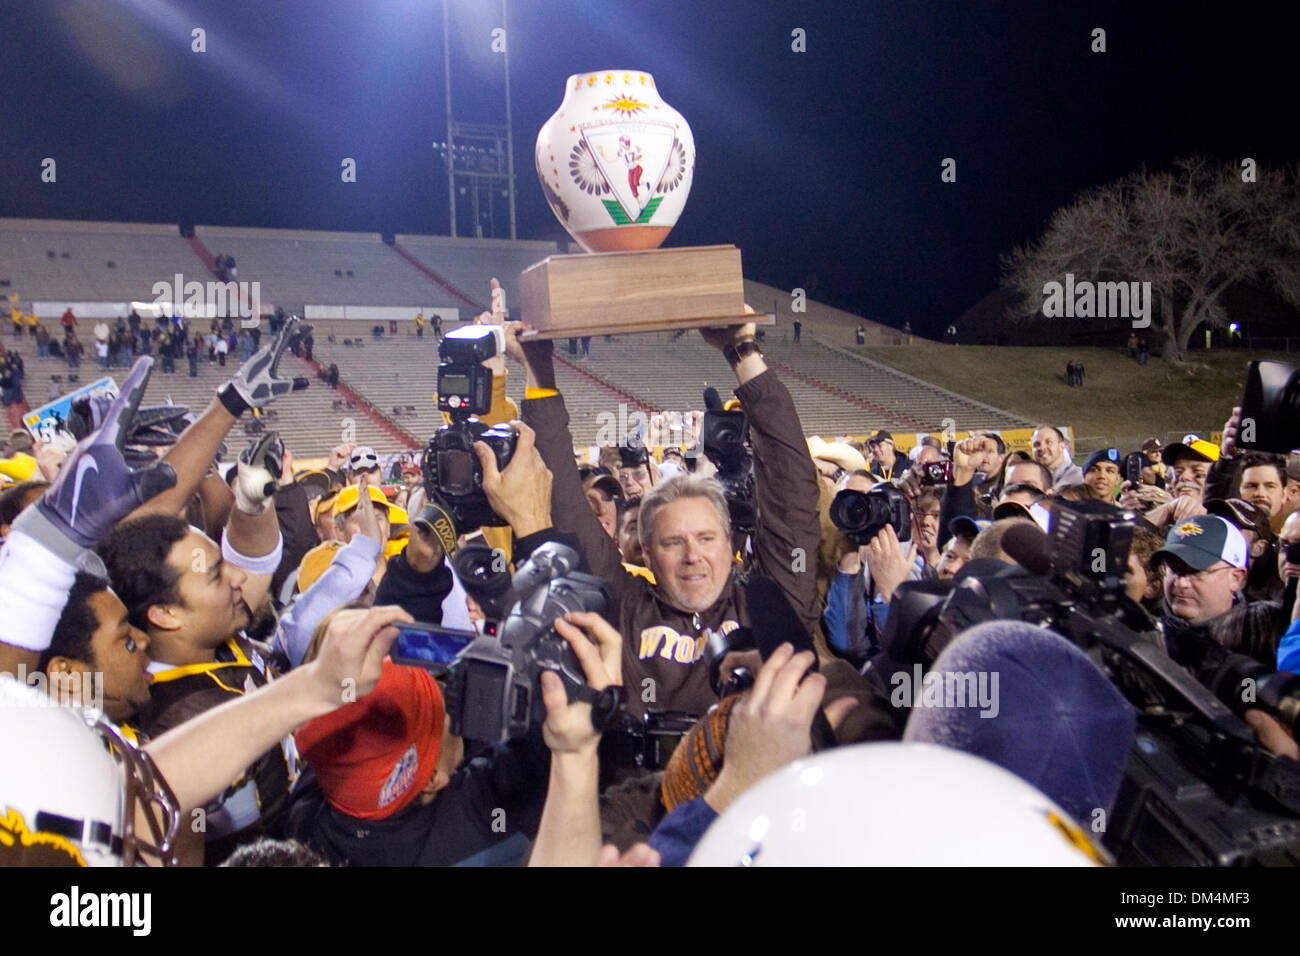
left=1, top=217, right=1030, bottom=456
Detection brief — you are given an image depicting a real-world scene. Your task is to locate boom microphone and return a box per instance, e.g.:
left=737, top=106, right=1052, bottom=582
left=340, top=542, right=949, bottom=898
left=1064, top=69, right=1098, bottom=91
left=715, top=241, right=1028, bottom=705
left=703, top=386, right=724, bottom=412
left=1000, top=521, right=1052, bottom=577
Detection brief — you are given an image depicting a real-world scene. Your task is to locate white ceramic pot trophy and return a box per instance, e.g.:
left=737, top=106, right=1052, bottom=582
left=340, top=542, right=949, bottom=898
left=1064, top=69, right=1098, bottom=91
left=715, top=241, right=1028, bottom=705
left=520, top=70, right=752, bottom=339
left=535, top=70, right=694, bottom=253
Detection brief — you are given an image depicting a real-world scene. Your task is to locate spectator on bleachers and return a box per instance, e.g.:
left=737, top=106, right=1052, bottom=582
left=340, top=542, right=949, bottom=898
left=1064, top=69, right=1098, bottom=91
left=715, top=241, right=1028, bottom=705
left=34, top=324, right=49, bottom=358
left=60, top=307, right=76, bottom=332
left=64, top=331, right=83, bottom=372
left=415, top=312, right=425, bottom=339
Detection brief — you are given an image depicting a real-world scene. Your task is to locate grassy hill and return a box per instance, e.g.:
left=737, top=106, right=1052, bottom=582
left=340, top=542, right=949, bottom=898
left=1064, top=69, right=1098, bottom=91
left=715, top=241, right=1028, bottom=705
left=850, top=343, right=1292, bottom=454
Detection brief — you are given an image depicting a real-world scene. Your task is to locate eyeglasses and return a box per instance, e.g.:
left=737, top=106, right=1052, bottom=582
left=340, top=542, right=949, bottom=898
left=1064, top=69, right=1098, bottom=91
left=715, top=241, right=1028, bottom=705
left=1161, top=562, right=1235, bottom=582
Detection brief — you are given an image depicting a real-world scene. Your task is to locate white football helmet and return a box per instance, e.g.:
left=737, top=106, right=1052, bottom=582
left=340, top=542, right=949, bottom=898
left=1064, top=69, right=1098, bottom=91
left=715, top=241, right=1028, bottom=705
left=688, top=742, right=1107, bottom=867
left=0, top=676, right=181, bottom=866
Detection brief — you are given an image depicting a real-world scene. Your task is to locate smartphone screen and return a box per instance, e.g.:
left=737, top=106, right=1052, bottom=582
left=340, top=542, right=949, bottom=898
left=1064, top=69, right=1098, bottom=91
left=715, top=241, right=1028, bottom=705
left=391, top=622, right=477, bottom=674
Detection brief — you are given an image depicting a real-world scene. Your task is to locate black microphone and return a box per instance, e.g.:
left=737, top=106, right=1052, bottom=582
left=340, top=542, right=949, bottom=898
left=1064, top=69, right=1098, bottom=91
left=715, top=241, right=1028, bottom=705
left=1000, top=522, right=1052, bottom=577
left=743, top=575, right=815, bottom=658
left=703, top=385, right=723, bottom=412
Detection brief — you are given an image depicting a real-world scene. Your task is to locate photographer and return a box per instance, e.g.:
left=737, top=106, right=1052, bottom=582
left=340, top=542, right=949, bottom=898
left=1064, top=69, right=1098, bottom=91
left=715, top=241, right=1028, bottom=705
left=824, top=522, right=928, bottom=665
left=506, top=313, right=821, bottom=719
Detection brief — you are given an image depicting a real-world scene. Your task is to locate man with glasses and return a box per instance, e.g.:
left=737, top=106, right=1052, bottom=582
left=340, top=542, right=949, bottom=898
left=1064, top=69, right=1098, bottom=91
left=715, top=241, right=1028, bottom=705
left=1152, top=514, right=1286, bottom=672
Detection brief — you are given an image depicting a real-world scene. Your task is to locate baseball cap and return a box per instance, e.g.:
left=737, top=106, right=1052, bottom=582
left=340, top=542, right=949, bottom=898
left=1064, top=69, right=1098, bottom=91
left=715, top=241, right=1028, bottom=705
left=295, top=660, right=444, bottom=821
left=949, top=516, right=991, bottom=541
left=348, top=446, right=380, bottom=471
left=1082, top=448, right=1121, bottom=474
left=1152, top=515, right=1247, bottom=571
left=333, top=483, right=408, bottom=524
left=872, top=429, right=894, bottom=445
left=583, top=471, right=624, bottom=500
left=1161, top=435, right=1220, bottom=465
left=297, top=540, right=343, bottom=592
left=1205, top=498, right=1274, bottom=542
left=992, top=499, right=1052, bottom=532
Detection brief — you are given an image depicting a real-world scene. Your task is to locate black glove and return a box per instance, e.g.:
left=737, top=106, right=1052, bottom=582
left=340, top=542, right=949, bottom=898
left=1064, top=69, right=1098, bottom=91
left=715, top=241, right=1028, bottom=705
left=69, top=394, right=191, bottom=466
left=217, top=316, right=311, bottom=416
left=15, top=357, right=177, bottom=568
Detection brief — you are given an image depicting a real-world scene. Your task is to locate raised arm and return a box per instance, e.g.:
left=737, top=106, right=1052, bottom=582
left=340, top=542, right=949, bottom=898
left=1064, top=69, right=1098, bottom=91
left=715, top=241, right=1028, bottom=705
left=131, top=317, right=310, bottom=519
left=507, top=322, right=631, bottom=596
left=701, top=322, right=822, bottom=630
left=143, top=606, right=407, bottom=817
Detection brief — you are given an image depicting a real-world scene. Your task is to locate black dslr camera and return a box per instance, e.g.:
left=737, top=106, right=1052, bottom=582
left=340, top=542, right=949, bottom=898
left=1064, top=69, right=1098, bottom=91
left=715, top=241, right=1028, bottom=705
left=442, top=542, right=622, bottom=745
left=830, top=484, right=912, bottom=544
left=701, top=389, right=757, bottom=534
left=422, top=326, right=517, bottom=529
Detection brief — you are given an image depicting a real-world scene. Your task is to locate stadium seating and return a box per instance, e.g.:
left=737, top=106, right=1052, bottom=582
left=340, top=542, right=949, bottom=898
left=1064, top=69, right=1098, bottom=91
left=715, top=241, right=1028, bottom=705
left=2, top=218, right=1030, bottom=455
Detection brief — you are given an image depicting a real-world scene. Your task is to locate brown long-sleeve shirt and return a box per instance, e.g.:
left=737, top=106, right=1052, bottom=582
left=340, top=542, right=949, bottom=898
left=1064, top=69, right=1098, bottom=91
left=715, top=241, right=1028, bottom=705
left=524, top=369, right=822, bottom=718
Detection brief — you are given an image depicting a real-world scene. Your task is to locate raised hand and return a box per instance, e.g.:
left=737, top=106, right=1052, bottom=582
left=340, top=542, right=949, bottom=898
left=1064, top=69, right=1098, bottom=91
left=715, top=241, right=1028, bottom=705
left=17, top=357, right=177, bottom=558
left=474, top=420, right=553, bottom=538
left=233, top=431, right=285, bottom=515
left=540, top=611, right=624, bottom=755
left=222, top=315, right=312, bottom=414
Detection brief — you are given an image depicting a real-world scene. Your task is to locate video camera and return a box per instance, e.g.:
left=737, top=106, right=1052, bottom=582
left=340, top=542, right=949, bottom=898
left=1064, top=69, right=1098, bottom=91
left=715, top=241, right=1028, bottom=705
left=701, top=386, right=757, bottom=534
left=438, top=542, right=622, bottom=746
left=421, top=326, right=518, bottom=530
left=881, top=498, right=1300, bottom=865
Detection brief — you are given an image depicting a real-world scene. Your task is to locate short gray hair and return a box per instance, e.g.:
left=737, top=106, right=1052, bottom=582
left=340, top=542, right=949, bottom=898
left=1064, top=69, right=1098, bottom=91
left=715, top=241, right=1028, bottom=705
left=638, top=472, right=731, bottom=548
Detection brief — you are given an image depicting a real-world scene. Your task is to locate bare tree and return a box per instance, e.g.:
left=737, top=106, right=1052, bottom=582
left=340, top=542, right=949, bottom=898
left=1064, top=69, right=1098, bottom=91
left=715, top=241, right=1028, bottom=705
left=1001, top=158, right=1300, bottom=360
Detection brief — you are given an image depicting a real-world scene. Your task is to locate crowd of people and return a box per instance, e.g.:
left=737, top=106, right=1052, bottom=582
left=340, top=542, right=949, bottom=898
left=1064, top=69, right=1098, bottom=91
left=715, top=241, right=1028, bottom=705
left=1, top=280, right=1299, bottom=869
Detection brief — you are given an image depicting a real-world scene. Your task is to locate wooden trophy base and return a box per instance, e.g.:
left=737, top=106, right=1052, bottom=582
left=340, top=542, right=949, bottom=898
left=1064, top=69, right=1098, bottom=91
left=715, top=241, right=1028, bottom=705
left=516, top=244, right=762, bottom=339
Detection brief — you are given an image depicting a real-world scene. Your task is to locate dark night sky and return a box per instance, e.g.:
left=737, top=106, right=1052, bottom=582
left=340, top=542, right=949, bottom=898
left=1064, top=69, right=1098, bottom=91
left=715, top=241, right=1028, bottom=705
left=1, top=0, right=1294, bottom=335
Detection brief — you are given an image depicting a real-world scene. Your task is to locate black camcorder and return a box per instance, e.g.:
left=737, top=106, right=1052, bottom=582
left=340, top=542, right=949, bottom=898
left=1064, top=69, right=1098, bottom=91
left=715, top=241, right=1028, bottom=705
left=830, top=484, right=912, bottom=545
left=439, top=542, right=622, bottom=746
left=701, top=389, right=757, bottom=535
left=881, top=498, right=1300, bottom=866
left=422, top=326, right=517, bottom=530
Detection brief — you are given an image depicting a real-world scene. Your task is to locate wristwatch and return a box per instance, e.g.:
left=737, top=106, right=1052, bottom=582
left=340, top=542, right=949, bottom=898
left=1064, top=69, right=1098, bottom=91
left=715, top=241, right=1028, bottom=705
left=724, top=338, right=762, bottom=366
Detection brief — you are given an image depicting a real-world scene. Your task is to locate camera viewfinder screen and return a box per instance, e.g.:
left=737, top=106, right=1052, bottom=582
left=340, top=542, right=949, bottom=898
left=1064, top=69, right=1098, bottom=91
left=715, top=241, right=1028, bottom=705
left=440, top=374, right=471, bottom=395
left=438, top=450, right=475, bottom=495
left=392, top=624, right=475, bottom=671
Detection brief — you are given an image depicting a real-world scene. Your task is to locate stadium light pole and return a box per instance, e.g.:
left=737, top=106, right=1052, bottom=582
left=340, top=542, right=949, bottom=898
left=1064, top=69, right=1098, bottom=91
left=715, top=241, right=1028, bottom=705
left=443, top=0, right=457, bottom=237
left=502, top=0, right=516, bottom=240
